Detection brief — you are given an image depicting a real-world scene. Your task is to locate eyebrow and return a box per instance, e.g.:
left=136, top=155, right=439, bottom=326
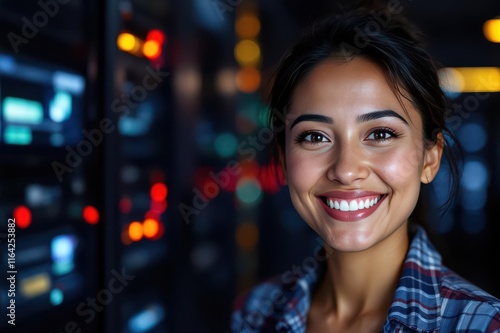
left=289, top=114, right=334, bottom=130
left=289, top=109, right=409, bottom=130
left=356, top=110, right=409, bottom=126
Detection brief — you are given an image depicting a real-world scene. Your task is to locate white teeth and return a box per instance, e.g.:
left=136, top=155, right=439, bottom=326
left=325, top=196, right=382, bottom=212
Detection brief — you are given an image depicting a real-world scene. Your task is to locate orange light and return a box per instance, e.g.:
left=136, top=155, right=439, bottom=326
left=121, top=227, right=132, bottom=245
left=236, top=13, right=261, bottom=39
left=147, top=29, right=166, bottom=44
left=236, top=67, right=261, bottom=93
left=235, top=223, right=259, bottom=249
left=82, top=205, right=99, bottom=225
left=150, top=183, right=168, bottom=202
left=143, top=218, right=160, bottom=239
left=128, top=221, right=143, bottom=241
left=143, top=40, right=161, bottom=59
left=117, top=32, right=141, bottom=54
left=13, top=205, right=31, bottom=229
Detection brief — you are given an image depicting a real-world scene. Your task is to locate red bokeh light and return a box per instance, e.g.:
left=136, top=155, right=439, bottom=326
left=147, top=29, right=166, bottom=44
left=150, top=183, right=168, bottom=202
left=150, top=200, right=167, bottom=213
left=83, top=205, right=99, bottom=225
left=259, top=163, right=285, bottom=194
left=13, top=205, right=31, bottom=229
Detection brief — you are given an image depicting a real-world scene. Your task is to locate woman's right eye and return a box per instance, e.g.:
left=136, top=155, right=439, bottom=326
left=295, top=131, right=329, bottom=144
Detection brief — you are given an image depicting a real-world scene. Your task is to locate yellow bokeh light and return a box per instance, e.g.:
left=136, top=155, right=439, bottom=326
left=117, top=32, right=140, bottom=53
left=234, top=40, right=261, bottom=67
left=235, top=222, right=259, bottom=250
left=236, top=13, right=261, bottom=39
left=143, top=40, right=161, bottom=59
left=20, top=273, right=51, bottom=298
left=439, top=67, right=500, bottom=93
left=128, top=221, right=143, bottom=241
left=483, top=19, right=500, bottom=43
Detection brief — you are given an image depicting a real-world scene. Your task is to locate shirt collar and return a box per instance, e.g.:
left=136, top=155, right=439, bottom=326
left=275, top=249, right=326, bottom=332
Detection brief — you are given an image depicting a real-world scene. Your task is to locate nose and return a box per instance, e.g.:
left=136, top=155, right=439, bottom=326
left=326, top=140, right=370, bottom=185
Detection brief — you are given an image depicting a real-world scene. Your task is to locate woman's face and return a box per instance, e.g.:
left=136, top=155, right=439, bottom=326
left=284, top=57, right=442, bottom=252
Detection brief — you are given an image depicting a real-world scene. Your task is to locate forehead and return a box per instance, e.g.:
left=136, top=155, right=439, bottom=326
left=287, top=57, right=420, bottom=125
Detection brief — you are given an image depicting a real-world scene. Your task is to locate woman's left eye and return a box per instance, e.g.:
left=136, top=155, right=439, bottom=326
left=366, top=128, right=398, bottom=141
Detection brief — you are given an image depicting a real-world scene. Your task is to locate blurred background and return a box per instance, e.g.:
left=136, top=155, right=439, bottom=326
left=0, top=0, right=499, bottom=332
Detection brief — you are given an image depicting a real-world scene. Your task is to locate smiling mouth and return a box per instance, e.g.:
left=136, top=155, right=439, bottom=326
left=321, top=195, right=385, bottom=212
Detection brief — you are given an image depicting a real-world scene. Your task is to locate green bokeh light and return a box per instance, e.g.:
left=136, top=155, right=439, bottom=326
left=3, top=97, right=43, bottom=124
left=236, top=177, right=263, bottom=205
left=50, top=288, right=64, bottom=306
left=4, top=125, right=32, bottom=145
left=214, top=132, right=238, bottom=158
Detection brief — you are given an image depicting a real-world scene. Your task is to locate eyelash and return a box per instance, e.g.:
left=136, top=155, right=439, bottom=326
left=294, top=127, right=400, bottom=144
left=366, top=127, right=400, bottom=141
left=294, top=131, right=329, bottom=144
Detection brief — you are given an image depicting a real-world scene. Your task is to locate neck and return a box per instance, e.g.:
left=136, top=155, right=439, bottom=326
left=316, top=225, right=409, bottom=320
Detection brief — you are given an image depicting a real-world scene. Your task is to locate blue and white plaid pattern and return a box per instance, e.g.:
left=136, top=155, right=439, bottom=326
left=231, top=226, right=500, bottom=332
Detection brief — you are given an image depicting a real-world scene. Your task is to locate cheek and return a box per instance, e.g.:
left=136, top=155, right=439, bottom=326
left=371, top=146, right=424, bottom=187
left=285, top=149, right=327, bottom=191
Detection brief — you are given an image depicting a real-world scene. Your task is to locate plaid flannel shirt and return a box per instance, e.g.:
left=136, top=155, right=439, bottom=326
left=231, top=226, right=500, bottom=332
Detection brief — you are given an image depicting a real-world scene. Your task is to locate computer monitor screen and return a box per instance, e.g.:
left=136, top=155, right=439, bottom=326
left=0, top=54, right=85, bottom=147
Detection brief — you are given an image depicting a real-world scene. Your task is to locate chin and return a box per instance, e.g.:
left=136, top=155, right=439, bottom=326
left=319, top=226, right=378, bottom=253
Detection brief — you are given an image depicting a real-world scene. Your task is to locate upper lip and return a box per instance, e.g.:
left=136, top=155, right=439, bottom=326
left=317, top=190, right=385, bottom=200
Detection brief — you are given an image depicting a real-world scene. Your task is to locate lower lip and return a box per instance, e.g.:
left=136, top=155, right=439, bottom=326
left=318, top=196, right=386, bottom=222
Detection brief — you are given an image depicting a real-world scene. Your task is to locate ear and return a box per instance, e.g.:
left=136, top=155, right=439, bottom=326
left=421, top=132, right=444, bottom=184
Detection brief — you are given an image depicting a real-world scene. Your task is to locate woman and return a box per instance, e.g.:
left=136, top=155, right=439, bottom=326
left=231, top=6, right=500, bottom=333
